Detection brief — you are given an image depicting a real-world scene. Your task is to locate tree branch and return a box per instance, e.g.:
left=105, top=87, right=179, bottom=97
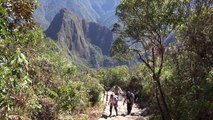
left=135, top=50, right=154, bottom=73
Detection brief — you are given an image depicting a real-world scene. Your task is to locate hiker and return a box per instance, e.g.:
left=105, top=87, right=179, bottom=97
left=123, top=91, right=134, bottom=115
left=112, top=85, right=123, bottom=96
left=108, top=94, right=118, bottom=116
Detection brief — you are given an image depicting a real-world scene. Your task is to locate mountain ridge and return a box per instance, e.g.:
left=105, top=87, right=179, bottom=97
left=45, top=8, right=115, bottom=67
left=34, top=0, right=120, bottom=30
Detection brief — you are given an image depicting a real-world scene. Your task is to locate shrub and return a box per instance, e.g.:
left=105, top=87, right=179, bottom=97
left=32, top=97, right=57, bottom=120
left=86, top=78, right=104, bottom=106
left=57, top=81, right=89, bottom=114
left=101, top=66, right=130, bottom=90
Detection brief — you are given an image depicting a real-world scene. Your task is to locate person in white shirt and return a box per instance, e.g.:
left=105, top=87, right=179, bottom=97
left=108, top=94, right=118, bottom=116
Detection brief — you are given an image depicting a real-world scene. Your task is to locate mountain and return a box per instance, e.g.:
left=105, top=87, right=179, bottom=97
left=83, top=21, right=113, bottom=55
left=46, top=8, right=90, bottom=59
left=34, top=0, right=120, bottom=30
left=45, top=8, right=115, bottom=67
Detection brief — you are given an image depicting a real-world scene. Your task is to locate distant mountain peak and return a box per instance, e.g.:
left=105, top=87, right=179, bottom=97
left=60, top=8, right=81, bottom=22
left=45, top=8, right=114, bottom=67
left=60, top=8, right=69, bottom=13
left=60, top=8, right=77, bottom=17
left=46, top=8, right=88, bottom=57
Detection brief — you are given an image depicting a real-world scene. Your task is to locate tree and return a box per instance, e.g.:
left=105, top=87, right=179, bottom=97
left=165, top=1, right=213, bottom=119
left=111, top=0, right=185, bottom=119
left=180, top=0, right=213, bottom=83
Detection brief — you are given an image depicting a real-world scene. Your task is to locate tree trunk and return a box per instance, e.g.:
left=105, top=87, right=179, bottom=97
left=154, top=75, right=172, bottom=120
left=156, top=85, right=165, bottom=120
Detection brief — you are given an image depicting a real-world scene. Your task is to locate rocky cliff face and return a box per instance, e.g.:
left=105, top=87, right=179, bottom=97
left=45, top=8, right=114, bottom=67
left=46, top=9, right=90, bottom=58
left=83, top=21, right=113, bottom=55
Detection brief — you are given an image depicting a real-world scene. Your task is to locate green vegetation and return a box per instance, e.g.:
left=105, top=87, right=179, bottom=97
left=0, top=0, right=212, bottom=120
left=0, top=0, right=104, bottom=119
left=111, top=0, right=213, bottom=119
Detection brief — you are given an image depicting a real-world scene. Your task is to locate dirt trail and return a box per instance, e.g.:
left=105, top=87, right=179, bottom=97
left=98, top=92, right=147, bottom=120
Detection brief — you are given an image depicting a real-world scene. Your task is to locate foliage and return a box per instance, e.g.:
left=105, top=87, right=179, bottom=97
left=0, top=49, right=30, bottom=118
left=159, top=1, right=213, bottom=119
left=0, top=1, right=104, bottom=119
left=129, top=64, right=153, bottom=105
left=112, top=0, right=187, bottom=119
left=1, top=0, right=212, bottom=119
left=0, top=2, right=42, bottom=116
left=32, top=97, right=57, bottom=120
left=100, top=65, right=130, bottom=90
left=113, top=0, right=213, bottom=119
left=0, top=0, right=38, bottom=32
left=84, top=74, right=104, bottom=106
left=56, top=81, right=89, bottom=114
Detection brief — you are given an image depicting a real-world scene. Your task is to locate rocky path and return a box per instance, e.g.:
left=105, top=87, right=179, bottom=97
left=98, top=92, right=147, bottom=120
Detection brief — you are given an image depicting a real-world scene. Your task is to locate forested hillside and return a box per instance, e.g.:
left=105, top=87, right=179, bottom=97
left=0, top=0, right=213, bottom=120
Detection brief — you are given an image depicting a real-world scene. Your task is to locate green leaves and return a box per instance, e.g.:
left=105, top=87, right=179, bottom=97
left=0, top=0, right=37, bottom=33
left=111, top=37, right=134, bottom=61
left=113, top=0, right=185, bottom=64
left=0, top=6, right=6, bottom=14
left=57, top=81, right=89, bottom=112
left=11, top=48, right=28, bottom=66
left=101, top=65, right=130, bottom=89
left=0, top=6, right=8, bottom=38
left=0, top=48, right=32, bottom=118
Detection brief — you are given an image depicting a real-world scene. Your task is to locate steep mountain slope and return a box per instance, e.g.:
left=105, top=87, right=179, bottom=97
left=45, top=8, right=114, bottom=67
left=34, top=0, right=120, bottom=29
left=83, top=21, right=113, bottom=55
left=46, top=9, right=90, bottom=58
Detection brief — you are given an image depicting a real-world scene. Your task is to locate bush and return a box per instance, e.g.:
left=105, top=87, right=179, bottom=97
left=86, top=78, right=104, bottom=106
left=56, top=81, right=89, bottom=114
left=32, top=97, right=57, bottom=120
left=101, top=66, right=130, bottom=90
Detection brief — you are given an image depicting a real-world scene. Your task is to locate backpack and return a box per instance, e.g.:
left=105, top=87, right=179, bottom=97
left=114, top=95, right=118, bottom=102
left=110, top=95, right=118, bottom=107
left=127, top=92, right=134, bottom=103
